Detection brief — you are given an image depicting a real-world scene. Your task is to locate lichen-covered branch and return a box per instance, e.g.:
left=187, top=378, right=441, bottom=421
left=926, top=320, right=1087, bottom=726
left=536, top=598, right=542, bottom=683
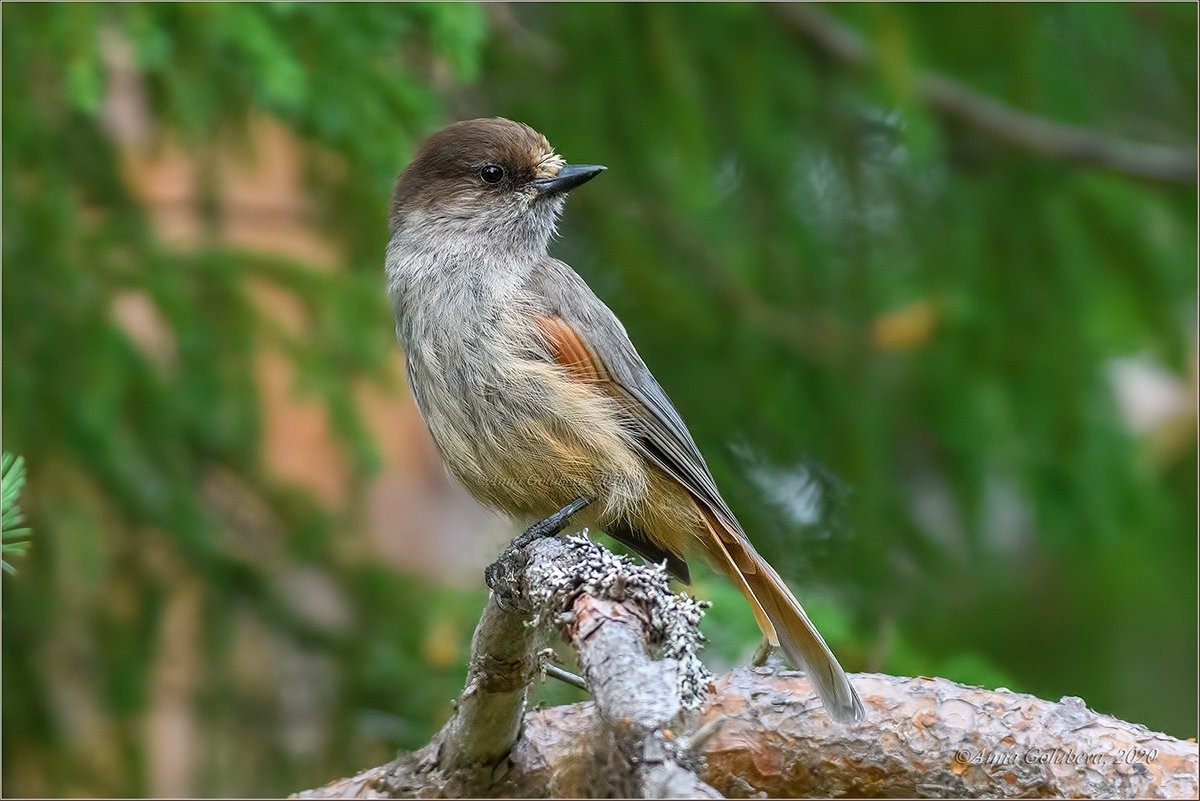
left=295, top=534, right=1198, bottom=800
left=295, top=533, right=718, bottom=799
left=513, top=534, right=719, bottom=798
left=558, top=594, right=720, bottom=798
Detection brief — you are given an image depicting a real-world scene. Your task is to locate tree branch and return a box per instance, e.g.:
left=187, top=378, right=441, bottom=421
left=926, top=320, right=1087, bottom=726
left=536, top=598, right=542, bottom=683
left=774, top=5, right=1197, bottom=185
left=325, top=563, right=548, bottom=798
left=301, top=670, right=1198, bottom=798
left=561, top=593, right=721, bottom=798
left=295, top=533, right=1198, bottom=799
left=692, top=670, right=1198, bottom=798
left=296, top=533, right=718, bottom=799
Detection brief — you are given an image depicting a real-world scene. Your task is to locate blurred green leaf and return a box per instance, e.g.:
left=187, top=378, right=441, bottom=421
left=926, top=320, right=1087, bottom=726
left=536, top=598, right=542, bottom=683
left=2, top=453, right=31, bottom=574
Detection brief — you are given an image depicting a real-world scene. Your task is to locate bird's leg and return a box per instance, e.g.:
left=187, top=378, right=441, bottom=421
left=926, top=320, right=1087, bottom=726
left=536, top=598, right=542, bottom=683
left=485, top=496, right=592, bottom=603
left=752, top=638, right=778, bottom=667
left=512, top=496, right=593, bottom=550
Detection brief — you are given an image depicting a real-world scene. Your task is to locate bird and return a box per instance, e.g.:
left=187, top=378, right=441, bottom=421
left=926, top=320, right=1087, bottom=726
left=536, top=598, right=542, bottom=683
left=385, top=117, right=864, bottom=722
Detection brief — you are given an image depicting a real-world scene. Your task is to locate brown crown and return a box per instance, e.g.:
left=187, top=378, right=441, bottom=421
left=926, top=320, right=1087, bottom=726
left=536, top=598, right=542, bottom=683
left=389, top=117, right=559, bottom=222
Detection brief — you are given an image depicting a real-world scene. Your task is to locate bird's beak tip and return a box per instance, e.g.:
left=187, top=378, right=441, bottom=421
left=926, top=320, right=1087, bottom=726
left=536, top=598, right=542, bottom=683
left=532, top=163, right=606, bottom=195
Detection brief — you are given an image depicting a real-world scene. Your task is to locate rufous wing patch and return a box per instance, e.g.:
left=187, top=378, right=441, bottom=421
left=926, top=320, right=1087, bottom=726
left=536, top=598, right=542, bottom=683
left=534, top=314, right=612, bottom=384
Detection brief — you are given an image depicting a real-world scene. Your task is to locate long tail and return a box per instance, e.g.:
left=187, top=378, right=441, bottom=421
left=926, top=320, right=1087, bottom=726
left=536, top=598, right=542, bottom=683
left=699, top=507, right=865, bottom=723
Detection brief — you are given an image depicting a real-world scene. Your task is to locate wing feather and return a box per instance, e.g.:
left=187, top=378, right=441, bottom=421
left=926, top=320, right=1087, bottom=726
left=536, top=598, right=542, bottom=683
left=526, top=259, right=745, bottom=538
left=527, top=263, right=865, bottom=721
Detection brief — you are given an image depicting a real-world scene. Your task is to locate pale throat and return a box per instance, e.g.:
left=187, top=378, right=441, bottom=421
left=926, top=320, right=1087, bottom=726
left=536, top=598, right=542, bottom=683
left=386, top=206, right=556, bottom=333
left=394, top=199, right=560, bottom=259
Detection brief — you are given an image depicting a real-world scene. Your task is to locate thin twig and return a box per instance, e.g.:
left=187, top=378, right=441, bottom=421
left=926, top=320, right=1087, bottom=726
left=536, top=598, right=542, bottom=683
left=544, top=663, right=588, bottom=692
left=677, top=715, right=726, bottom=755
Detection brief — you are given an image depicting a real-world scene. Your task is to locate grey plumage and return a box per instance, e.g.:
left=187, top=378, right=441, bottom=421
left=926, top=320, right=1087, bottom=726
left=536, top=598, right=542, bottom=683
left=385, top=117, right=864, bottom=722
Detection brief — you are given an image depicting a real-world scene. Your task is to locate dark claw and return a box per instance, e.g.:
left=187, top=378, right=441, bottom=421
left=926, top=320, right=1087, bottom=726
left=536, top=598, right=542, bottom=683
left=484, top=497, right=592, bottom=603
left=484, top=561, right=502, bottom=592
left=511, top=496, right=592, bottom=549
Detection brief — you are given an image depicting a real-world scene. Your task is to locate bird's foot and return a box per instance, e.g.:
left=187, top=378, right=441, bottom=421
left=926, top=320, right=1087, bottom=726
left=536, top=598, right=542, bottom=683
left=752, top=638, right=780, bottom=667
left=511, top=496, right=593, bottom=551
left=484, top=496, right=592, bottom=606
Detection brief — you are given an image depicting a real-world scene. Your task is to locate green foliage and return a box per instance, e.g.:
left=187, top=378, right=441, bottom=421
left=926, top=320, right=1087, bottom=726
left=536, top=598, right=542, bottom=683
left=2, top=3, right=1196, bottom=796
left=2, top=453, right=32, bottom=574
left=2, top=3, right=487, bottom=795
left=485, top=2, right=1196, bottom=737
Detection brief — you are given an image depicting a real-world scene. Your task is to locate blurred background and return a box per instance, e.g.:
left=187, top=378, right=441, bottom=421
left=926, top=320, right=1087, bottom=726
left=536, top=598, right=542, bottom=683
left=2, top=3, right=1196, bottom=796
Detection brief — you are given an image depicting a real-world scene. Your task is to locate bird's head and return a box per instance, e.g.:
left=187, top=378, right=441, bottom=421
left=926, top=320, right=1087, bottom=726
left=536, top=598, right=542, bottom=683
left=389, top=117, right=604, bottom=252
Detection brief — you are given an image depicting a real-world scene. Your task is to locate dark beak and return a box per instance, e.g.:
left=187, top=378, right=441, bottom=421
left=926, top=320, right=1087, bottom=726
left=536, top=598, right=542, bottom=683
left=530, top=163, right=606, bottom=195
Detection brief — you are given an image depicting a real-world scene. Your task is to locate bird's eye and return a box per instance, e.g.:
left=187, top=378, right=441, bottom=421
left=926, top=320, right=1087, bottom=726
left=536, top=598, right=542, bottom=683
left=479, top=164, right=505, bottom=184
